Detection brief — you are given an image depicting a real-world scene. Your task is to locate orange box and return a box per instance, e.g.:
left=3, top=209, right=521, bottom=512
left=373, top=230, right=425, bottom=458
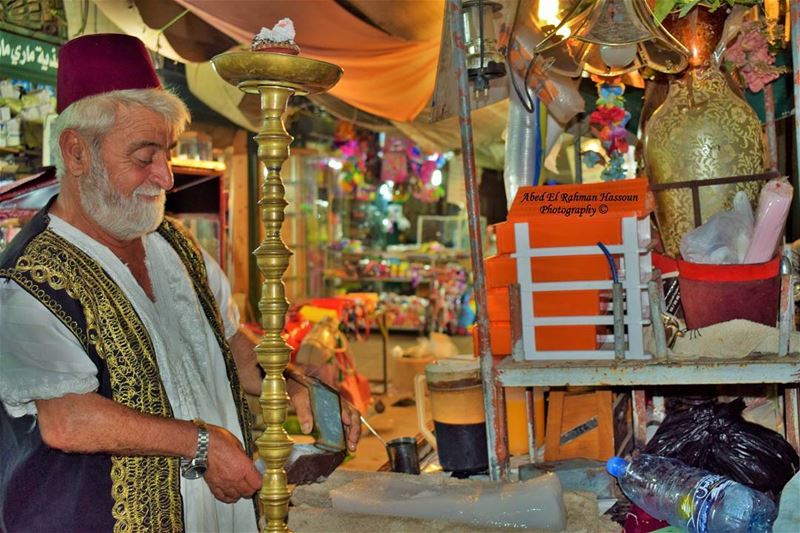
left=473, top=321, right=512, bottom=356
left=536, top=325, right=598, bottom=351
left=487, top=287, right=512, bottom=321
left=495, top=218, right=625, bottom=255
left=484, top=180, right=651, bottom=355
left=484, top=253, right=607, bottom=352
left=486, top=286, right=600, bottom=351
left=494, top=223, right=515, bottom=255
left=486, top=254, right=610, bottom=288
left=507, top=178, right=651, bottom=222
left=487, top=287, right=602, bottom=321
left=531, top=255, right=610, bottom=282
left=485, top=254, right=517, bottom=289
left=494, top=179, right=652, bottom=254
left=473, top=319, right=599, bottom=355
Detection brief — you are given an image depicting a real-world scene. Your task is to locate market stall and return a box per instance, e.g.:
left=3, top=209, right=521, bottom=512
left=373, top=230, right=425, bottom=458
left=446, top=0, right=800, bottom=532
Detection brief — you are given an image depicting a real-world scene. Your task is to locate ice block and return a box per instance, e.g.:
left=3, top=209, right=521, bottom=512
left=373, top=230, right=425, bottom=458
left=330, top=471, right=566, bottom=530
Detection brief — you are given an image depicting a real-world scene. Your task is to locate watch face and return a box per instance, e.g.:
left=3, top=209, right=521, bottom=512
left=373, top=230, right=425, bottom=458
left=181, top=461, right=208, bottom=480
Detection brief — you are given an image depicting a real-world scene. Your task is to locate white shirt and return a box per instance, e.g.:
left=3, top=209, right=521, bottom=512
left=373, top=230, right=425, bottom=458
left=0, top=215, right=257, bottom=533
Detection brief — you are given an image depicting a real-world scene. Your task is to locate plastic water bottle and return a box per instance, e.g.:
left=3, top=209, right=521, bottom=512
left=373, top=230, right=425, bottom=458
left=607, top=454, right=776, bottom=533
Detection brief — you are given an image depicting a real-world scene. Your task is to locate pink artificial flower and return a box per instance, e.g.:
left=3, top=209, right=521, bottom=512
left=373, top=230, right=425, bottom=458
left=725, top=43, right=746, bottom=65
left=739, top=30, right=766, bottom=52
left=724, top=20, right=784, bottom=93
left=740, top=65, right=779, bottom=93
left=751, top=46, right=775, bottom=65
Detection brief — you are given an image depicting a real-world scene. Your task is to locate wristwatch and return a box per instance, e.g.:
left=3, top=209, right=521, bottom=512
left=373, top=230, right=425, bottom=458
left=181, top=418, right=209, bottom=479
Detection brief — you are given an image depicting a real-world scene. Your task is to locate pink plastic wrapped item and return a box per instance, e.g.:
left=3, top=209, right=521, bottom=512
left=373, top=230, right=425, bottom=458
left=744, top=177, right=793, bottom=264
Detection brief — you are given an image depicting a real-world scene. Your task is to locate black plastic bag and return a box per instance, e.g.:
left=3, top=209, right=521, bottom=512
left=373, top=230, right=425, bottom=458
left=643, top=398, right=799, bottom=500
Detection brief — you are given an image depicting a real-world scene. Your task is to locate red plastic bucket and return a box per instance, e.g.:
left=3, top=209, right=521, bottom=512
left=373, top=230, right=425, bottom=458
left=677, top=256, right=781, bottom=329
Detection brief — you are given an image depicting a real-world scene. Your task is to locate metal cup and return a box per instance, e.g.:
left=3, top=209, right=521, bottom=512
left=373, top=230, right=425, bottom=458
left=387, top=437, right=420, bottom=474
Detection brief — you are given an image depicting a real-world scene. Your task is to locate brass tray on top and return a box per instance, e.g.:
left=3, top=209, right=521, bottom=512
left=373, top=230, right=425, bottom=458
left=211, top=51, right=343, bottom=95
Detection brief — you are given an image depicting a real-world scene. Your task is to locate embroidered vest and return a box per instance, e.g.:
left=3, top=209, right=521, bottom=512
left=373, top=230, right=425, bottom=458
left=0, top=202, right=254, bottom=532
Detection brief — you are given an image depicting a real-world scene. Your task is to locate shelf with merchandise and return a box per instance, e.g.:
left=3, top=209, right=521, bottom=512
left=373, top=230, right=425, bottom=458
left=324, top=247, right=472, bottom=335
left=0, top=164, right=227, bottom=266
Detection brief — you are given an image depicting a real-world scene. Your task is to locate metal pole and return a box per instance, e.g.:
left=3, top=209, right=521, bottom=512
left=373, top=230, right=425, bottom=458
left=764, top=84, right=778, bottom=171
left=448, top=0, right=507, bottom=480
left=574, top=113, right=583, bottom=184
left=792, top=0, right=800, bottom=205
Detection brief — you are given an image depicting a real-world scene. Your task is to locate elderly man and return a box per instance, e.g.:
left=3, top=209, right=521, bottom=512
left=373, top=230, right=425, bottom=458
left=0, top=34, right=358, bottom=532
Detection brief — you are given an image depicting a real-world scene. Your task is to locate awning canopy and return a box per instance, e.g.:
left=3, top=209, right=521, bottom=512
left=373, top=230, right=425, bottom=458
left=82, top=0, right=514, bottom=166
left=145, top=0, right=443, bottom=123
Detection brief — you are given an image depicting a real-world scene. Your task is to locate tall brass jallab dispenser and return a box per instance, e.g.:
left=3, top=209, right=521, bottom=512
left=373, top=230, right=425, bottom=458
left=211, top=51, right=342, bottom=533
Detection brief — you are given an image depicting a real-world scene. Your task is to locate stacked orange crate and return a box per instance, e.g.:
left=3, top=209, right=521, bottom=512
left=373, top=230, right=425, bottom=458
left=475, top=179, right=653, bottom=357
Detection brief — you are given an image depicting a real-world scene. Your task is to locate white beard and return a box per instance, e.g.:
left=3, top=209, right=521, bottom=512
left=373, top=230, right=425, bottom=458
left=79, top=164, right=165, bottom=241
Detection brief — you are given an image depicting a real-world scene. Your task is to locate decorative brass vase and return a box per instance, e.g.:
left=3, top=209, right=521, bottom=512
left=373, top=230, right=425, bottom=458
left=643, top=66, right=765, bottom=257
left=211, top=51, right=342, bottom=533
left=643, top=5, right=765, bottom=257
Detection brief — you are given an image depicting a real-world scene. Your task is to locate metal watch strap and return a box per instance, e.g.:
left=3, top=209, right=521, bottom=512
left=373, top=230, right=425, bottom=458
left=191, top=418, right=209, bottom=462
left=181, top=418, right=209, bottom=478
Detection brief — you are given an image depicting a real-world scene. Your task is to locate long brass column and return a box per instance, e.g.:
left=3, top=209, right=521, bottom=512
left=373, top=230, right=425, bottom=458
left=211, top=51, right=342, bottom=533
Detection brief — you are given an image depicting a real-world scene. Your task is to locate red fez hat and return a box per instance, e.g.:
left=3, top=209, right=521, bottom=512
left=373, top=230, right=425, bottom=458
left=57, top=33, right=162, bottom=113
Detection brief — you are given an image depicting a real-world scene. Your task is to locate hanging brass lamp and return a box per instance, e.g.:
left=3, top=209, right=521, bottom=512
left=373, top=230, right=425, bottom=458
left=532, top=0, right=690, bottom=77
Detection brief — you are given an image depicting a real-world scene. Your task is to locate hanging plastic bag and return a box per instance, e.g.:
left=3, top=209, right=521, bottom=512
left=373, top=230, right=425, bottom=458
left=679, top=190, right=754, bottom=264
left=643, top=398, right=799, bottom=501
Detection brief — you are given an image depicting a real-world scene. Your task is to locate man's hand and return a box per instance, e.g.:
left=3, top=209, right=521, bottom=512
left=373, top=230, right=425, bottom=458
left=203, top=425, right=261, bottom=503
left=286, top=376, right=362, bottom=452
left=339, top=399, right=362, bottom=452
left=230, top=327, right=362, bottom=452
left=228, top=328, right=265, bottom=396
left=285, top=375, right=313, bottom=435
left=35, top=392, right=263, bottom=503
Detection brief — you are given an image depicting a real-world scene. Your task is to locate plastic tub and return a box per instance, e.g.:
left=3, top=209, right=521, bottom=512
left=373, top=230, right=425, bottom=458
left=677, top=256, right=781, bottom=329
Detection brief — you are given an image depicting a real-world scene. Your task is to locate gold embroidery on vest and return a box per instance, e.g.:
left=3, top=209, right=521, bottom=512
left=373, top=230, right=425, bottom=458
left=0, top=259, right=86, bottom=346
left=1, top=229, right=184, bottom=533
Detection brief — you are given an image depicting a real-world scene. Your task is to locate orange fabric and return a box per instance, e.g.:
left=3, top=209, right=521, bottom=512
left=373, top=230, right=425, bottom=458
left=177, top=0, right=441, bottom=122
